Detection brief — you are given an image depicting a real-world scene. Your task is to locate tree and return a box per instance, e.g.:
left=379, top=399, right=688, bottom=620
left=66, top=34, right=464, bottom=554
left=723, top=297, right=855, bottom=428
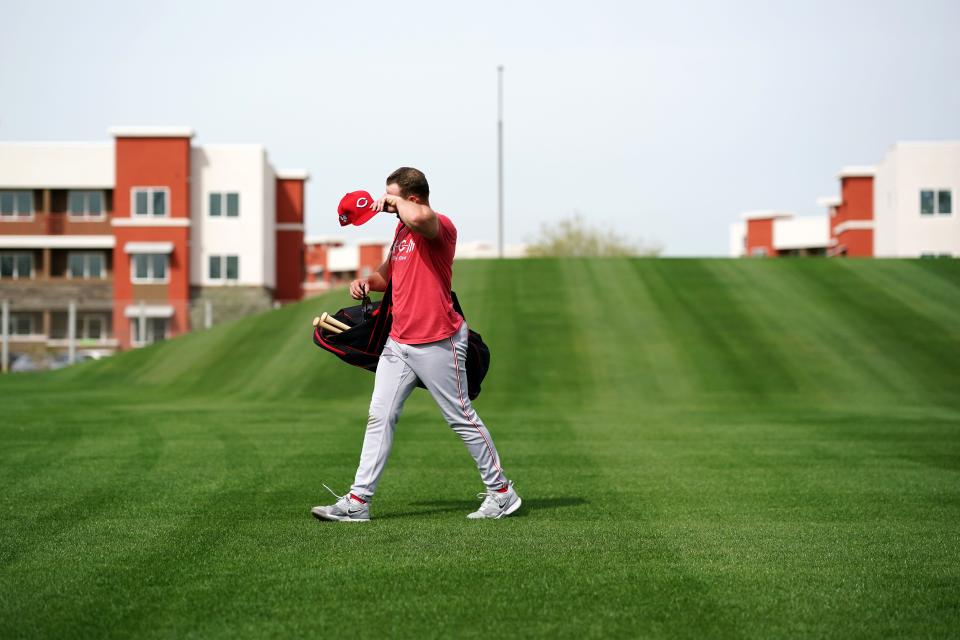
left=525, top=214, right=663, bottom=257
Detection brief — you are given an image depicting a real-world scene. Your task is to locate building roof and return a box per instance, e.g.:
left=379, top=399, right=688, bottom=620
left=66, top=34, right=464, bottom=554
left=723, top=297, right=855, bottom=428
left=276, top=169, right=310, bottom=181
left=837, top=166, right=876, bottom=179
left=108, top=126, right=195, bottom=138
left=816, top=196, right=842, bottom=208
left=304, top=235, right=345, bottom=246
left=0, top=142, right=114, bottom=188
left=740, top=210, right=794, bottom=221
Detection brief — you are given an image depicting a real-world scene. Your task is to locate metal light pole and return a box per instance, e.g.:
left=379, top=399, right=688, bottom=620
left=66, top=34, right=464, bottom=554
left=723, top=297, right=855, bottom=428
left=497, top=65, right=504, bottom=259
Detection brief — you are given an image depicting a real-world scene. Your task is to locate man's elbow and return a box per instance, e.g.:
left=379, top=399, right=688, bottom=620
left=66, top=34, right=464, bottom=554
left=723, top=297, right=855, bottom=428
left=410, top=209, right=439, bottom=238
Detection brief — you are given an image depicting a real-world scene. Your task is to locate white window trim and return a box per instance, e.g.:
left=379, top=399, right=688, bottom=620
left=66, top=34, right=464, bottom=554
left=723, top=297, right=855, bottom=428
left=81, top=314, right=108, bottom=341
left=130, top=186, right=171, bottom=218
left=208, top=254, right=223, bottom=281
left=0, top=190, right=35, bottom=222
left=0, top=251, right=35, bottom=279
left=67, top=251, right=107, bottom=280
left=920, top=188, right=953, bottom=217
left=130, top=317, right=169, bottom=347
left=67, top=190, right=107, bottom=221
left=207, top=254, right=240, bottom=283
left=208, top=191, right=241, bottom=218
left=129, top=253, right=170, bottom=284
left=7, top=312, right=35, bottom=337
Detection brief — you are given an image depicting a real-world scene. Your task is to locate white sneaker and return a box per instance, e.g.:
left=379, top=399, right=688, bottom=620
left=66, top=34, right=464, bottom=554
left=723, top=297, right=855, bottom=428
left=311, top=484, right=370, bottom=522
left=467, top=482, right=522, bottom=519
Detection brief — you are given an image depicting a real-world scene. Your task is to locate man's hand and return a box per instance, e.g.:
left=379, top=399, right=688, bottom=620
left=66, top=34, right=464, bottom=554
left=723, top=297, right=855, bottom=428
left=379, top=191, right=439, bottom=239
left=349, top=279, right=369, bottom=300
left=375, top=193, right=401, bottom=214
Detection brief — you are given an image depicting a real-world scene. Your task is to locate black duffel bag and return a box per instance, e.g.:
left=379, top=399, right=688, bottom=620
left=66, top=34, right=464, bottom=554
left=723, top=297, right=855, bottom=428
left=312, top=282, right=491, bottom=400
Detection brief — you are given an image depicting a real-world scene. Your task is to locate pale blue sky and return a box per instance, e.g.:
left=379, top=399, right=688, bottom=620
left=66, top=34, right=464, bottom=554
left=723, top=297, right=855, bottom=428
left=2, top=0, right=958, bottom=255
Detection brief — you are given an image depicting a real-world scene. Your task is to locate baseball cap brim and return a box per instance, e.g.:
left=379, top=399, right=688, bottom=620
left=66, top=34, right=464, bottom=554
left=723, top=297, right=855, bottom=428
left=350, top=207, right=378, bottom=227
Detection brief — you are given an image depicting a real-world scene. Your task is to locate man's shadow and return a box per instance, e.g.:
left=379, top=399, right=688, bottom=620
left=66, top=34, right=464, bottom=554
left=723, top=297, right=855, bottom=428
left=377, top=496, right=587, bottom=520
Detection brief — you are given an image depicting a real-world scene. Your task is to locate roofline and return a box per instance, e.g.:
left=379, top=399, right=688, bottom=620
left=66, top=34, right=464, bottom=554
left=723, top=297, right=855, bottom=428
left=109, top=126, right=195, bottom=138
left=276, top=169, right=310, bottom=181
left=837, top=166, right=875, bottom=179
left=817, top=196, right=842, bottom=208
left=740, top=210, right=794, bottom=221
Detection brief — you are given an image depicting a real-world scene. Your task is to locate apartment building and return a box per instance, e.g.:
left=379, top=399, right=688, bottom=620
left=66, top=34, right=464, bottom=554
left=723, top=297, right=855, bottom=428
left=0, top=127, right=307, bottom=361
left=731, top=141, right=958, bottom=258
left=303, top=236, right=390, bottom=295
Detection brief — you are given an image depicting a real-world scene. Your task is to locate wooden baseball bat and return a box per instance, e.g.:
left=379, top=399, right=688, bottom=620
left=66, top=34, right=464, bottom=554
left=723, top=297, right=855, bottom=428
left=321, top=312, right=351, bottom=332
left=312, top=316, right=343, bottom=334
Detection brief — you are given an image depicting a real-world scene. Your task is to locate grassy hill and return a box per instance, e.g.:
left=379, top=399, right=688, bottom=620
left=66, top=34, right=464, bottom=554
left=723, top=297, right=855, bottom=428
left=2, top=258, right=959, bottom=638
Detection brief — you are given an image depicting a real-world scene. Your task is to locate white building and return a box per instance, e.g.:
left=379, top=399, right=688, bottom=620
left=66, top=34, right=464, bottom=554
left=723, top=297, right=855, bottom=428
left=731, top=141, right=958, bottom=259
left=874, top=142, right=959, bottom=258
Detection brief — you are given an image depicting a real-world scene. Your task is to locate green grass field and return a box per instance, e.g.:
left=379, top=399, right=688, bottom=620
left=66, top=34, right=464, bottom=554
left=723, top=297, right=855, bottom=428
left=2, top=258, right=959, bottom=638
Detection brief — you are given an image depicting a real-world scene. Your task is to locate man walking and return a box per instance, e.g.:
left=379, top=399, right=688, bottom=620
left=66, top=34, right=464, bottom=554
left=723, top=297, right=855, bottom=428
left=312, top=167, right=521, bottom=522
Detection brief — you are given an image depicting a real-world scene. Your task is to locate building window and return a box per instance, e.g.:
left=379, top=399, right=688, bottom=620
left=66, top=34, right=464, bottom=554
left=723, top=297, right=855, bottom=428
left=0, top=191, right=33, bottom=218
left=130, top=254, right=168, bottom=283
left=938, top=190, right=952, bottom=215
left=209, top=192, right=240, bottom=217
left=68, top=252, right=105, bottom=279
left=68, top=190, right=105, bottom=219
left=132, top=187, right=169, bottom=217
left=921, top=189, right=952, bottom=216
left=81, top=314, right=106, bottom=340
left=226, top=255, right=239, bottom=280
left=751, top=247, right=768, bottom=257
left=208, top=255, right=239, bottom=281
left=6, top=313, right=35, bottom=336
left=130, top=318, right=168, bottom=346
left=0, top=252, right=33, bottom=279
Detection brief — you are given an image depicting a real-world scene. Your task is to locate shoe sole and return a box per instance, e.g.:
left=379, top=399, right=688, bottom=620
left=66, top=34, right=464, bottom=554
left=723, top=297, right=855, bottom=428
left=498, top=495, right=522, bottom=519
left=468, top=495, right=523, bottom=520
left=311, top=508, right=369, bottom=522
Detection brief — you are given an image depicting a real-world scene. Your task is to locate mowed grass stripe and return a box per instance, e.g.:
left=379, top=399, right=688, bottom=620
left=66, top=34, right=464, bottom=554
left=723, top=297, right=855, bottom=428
left=1, top=258, right=959, bottom=638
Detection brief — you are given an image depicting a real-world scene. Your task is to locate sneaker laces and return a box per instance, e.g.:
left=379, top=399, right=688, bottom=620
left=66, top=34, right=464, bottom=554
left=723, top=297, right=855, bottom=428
left=475, top=491, right=500, bottom=511
left=322, top=483, right=345, bottom=502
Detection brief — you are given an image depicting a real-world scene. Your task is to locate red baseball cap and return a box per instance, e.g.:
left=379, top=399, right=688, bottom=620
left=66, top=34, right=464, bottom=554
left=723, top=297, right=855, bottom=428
left=338, top=191, right=378, bottom=227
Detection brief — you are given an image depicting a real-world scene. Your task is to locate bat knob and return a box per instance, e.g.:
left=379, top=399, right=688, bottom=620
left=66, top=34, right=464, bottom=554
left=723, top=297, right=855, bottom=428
left=312, top=316, right=321, bottom=327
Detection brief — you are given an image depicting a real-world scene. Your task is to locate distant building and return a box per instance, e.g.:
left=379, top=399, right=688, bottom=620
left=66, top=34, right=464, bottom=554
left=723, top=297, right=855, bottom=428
left=734, top=212, right=828, bottom=257
left=0, top=127, right=307, bottom=359
left=731, top=141, right=958, bottom=258
left=303, top=237, right=390, bottom=295
left=873, top=142, right=958, bottom=258
left=301, top=238, right=529, bottom=295
left=824, top=166, right=875, bottom=257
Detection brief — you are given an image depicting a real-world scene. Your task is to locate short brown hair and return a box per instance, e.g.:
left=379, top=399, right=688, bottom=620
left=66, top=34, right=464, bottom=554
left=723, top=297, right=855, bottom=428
left=386, top=167, right=429, bottom=201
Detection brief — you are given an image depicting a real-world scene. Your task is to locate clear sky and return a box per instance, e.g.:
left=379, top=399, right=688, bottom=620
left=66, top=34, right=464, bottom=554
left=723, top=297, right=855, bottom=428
left=2, top=0, right=958, bottom=255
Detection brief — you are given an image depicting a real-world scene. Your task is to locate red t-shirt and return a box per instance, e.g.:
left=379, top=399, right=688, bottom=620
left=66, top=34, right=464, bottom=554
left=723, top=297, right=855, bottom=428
left=388, top=213, right=464, bottom=344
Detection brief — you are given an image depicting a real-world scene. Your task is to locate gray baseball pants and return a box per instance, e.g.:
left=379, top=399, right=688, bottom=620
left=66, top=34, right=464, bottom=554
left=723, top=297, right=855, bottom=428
left=350, top=321, right=508, bottom=501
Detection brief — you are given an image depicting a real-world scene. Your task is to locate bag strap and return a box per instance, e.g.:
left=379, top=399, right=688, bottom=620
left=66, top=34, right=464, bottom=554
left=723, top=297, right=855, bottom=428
left=364, top=224, right=403, bottom=350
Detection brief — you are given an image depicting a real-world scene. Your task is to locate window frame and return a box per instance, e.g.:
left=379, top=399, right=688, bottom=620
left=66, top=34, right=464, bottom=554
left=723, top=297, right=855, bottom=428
left=0, top=190, right=35, bottom=220
left=209, top=192, right=222, bottom=217
left=67, top=251, right=106, bottom=280
left=80, top=314, right=107, bottom=341
left=208, top=255, right=223, bottom=280
left=7, top=312, right=35, bottom=336
left=208, top=254, right=239, bottom=282
left=67, top=190, right=106, bottom=220
left=129, top=253, right=170, bottom=284
left=0, top=251, right=34, bottom=279
left=208, top=191, right=240, bottom=218
left=130, top=317, right=169, bottom=346
left=921, top=189, right=953, bottom=217
left=937, top=189, right=952, bottom=216
left=130, top=187, right=171, bottom=218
